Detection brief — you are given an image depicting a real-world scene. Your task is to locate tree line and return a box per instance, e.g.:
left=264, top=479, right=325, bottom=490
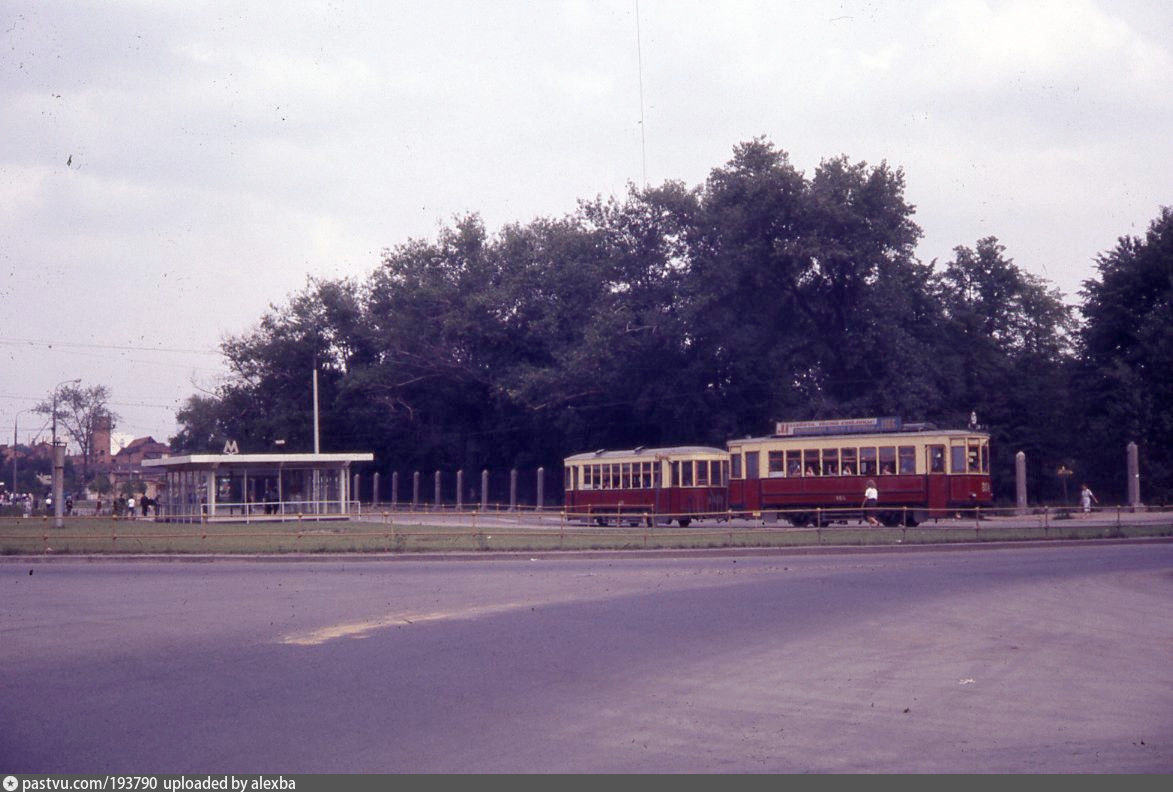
left=170, top=139, right=1173, bottom=505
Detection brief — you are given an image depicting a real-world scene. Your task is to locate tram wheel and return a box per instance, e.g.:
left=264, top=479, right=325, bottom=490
left=677, top=518, right=691, bottom=527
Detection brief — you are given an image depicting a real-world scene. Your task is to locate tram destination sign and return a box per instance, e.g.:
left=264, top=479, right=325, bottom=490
left=773, top=417, right=903, bottom=437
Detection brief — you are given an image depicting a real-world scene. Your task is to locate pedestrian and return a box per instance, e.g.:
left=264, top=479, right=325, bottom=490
left=1080, top=484, right=1098, bottom=514
left=862, top=479, right=880, bottom=526
left=127, top=496, right=136, bottom=519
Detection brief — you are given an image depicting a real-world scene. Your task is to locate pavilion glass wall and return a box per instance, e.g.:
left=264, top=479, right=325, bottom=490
left=158, top=465, right=349, bottom=521
left=209, top=466, right=346, bottom=518
left=160, top=469, right=211, bottom=524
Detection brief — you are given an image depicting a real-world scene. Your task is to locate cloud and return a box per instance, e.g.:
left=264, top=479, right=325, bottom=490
left=1, top=0, right=1170, bottom=441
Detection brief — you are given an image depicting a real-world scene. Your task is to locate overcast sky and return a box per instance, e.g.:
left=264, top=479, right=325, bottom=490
left=2, top=0, right=1170, bottom=453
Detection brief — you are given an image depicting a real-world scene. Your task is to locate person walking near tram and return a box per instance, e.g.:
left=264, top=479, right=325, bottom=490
left=1080, top=483, right=1098, bottom=514
left=862, top=479, right=880, bottom=526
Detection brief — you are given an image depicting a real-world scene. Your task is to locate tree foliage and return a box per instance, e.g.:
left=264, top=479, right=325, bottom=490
left=1076, top=207, right=1173, bottom=501
left=34, top=382, right=117, bottom=484
left=169, top=140, right=1167, bottom=503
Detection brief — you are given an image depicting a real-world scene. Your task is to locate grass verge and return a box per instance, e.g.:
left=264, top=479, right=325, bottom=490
left=1, top=514, right=1170, bottom=555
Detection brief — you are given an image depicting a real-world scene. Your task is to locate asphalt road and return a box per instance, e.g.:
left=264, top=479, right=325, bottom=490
left=2, top=542, right=1171, bottom=773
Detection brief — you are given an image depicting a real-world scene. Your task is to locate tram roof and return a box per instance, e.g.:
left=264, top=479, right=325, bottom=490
left=143, top=452, right=374, bottom=470
left=727, top=427, right=988, bottom=447
left=564, top=446, right=727, bottom=463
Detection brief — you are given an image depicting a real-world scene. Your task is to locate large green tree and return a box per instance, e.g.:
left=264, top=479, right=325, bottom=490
left=1076, top=207, right=1173, bottom=502
left=935, top=237, right=1075, bottom=500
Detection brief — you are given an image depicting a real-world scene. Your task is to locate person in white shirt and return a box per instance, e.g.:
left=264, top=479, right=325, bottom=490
left=862, top=480, right=879, bottom=526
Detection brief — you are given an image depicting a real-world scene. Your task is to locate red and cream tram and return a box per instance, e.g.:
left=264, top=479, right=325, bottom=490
left=726, top=417, right=993, bottom=526
left=563, top=446, right=729, bottom=526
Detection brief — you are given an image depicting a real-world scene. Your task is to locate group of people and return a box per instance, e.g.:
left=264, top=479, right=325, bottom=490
left=93, top=496, right=155, bottom=517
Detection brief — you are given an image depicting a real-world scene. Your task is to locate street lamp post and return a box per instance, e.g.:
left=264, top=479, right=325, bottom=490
left=50, top=378, right=81, bottom=528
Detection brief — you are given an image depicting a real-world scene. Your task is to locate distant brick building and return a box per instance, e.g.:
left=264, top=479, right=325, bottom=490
left=64, top=420, right=172, bottom=498
left=106, top=437, right=172, bottom=497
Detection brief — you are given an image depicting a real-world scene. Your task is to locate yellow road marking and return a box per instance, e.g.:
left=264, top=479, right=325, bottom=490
left=280, top=601, right=529, bottom=646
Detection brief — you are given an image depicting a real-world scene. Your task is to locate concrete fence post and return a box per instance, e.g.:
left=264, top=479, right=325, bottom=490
left=1127, top=442, right=1142, bottom=510
left=53, top=443, right=66, bottom=529
left=481, top=470, right=489, bottom=511
left=536, top=467, right=545, bottom=512
left=509, top=469, right=518, bottom=512
left=373, top=472, right=381, bottom=507
left=456, top=469, right=464, bottom=511
left=391, top=471, right=399, bottom=509
left=434, top=471, right=442, bottom=511
left=412, top=471, right=420, bottom=509
left=1015, top=451, right=1027, bottom=515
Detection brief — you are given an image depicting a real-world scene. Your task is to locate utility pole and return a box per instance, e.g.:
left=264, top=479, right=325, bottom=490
left=312, top=368, right=320, bottom=455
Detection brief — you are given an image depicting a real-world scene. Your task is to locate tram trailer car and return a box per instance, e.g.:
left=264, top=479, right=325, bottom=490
left=726, top=418, right=993, bottom=526
left=563, top=446, right=729, bottom=526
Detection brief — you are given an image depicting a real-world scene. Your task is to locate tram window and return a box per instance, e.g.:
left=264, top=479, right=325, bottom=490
left=951, top=445, right=966, bottom=474
left=822, top=449, right=839, bottom=476
left=860, top=447, right=877, bottom=476
left=841, top=448, right=857, bottom=475
left=642, top=461, right=652, bottom=488
left=681, top=461, right=693, bottom=486
left=696, top=460, right=709, bottom=485
left=654, top=463, right=662, bottom=488
left=731, top=453, right=742, bottom=479
left=968, top=442, right=980, bottom=473
left=619, top=463, right=629, bottom=489
left=746, top=451, right=760, bottom=479
left=582, top=465, right=591, bottom=489
left=803, top=449, right=820, bottom=476
left=768, top=451, right=784, bottom=476
left=879, top=446, right=896, bottom=475
left=671, top=461, right=681, bottom=487
left=566, top=467, right=574, bottom=490
left=928, top=446, right=945, bottom=473
left=898, top=446, right=916, bottom=474
left=720, top=460, right=729, bottom=485
left=786, top=450, right=802, bottom=476
left=981, top=442, right=989, bottom=473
